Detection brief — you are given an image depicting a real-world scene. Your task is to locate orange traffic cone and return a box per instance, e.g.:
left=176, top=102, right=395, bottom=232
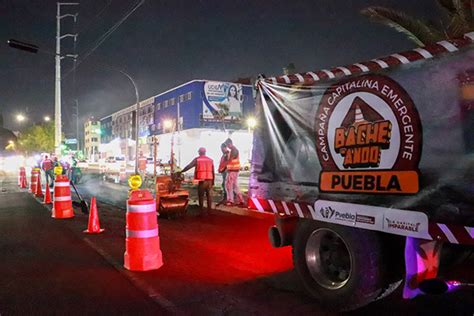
left=43, top=178, right=52, bottom=204
left=35, top=172, right=43, bottom=198
left=19, top=167, right=27, bottom=189
left=84, top=197, right=104, bottom=234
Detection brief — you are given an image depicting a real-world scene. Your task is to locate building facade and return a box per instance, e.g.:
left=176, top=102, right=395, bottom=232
left=98, top=80, right=255, bottom=164
left=100, top=115, right=113, bottom=144
left=84, top=118, right=101, bottom=161
left=149, top=80, right=254, bottom=137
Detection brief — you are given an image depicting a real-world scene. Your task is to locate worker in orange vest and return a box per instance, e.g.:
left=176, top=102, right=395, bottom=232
left=224, top=138, right=244, bottom=206
left=216, top=142, right=229, bottom=206
left=41, top=154, right=55, bottom=188
left=179, top=147, right=214, bottom=215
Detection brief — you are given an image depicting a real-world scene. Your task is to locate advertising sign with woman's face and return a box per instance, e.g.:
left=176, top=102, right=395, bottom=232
left=202, top=81, right=243, bottom=121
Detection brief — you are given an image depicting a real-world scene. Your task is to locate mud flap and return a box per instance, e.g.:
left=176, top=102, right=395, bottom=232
left=403, top=237, right=441, bottom=299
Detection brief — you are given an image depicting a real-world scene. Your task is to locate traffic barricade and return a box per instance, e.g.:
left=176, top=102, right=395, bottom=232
left=29, top=169, right=38, bottom=193
left=52, top=175, right=74, bottom=219
left=124, top=189, right=163, bottom=271
left=19, top=167, right=27, bottom=189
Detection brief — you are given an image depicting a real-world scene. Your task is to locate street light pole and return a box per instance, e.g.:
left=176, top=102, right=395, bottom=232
left=115, top=70, right=140, bottom=175
left=55, top=2, right=78, bottom=157
left=55, top=3, right=60, bottom=156
left=177, top=101, right=181, bottom=166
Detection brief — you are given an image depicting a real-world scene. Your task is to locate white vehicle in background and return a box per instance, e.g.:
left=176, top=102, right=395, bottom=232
left=77, top=160, right=89, bottom=169
left=0, top=154, right=26, bottom=175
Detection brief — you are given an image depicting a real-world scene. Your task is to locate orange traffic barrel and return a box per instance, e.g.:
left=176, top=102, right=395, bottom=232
left=35, top=172, right=43, bottom=198
left=124, top=189, right=163, bottom=271
left=119, top=164, right=127, bottom=182
left=18, top=167, right=22, bottom=186
left=52, top=175, right=74, bottom=219
left=19, top=167, right=27, bottom=188
left=30, top=169, right=38, bottom=193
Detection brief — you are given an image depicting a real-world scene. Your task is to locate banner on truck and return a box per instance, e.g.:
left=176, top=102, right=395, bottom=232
left=250, top=47, right=474, bottom=222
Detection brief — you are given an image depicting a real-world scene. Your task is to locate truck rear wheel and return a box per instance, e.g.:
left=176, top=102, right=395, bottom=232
left=293, top=220, right=388, bottom=311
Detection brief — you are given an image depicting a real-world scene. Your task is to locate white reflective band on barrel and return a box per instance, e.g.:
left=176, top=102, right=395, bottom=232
left=127, top=203, right=156, bottom=213
left=54, top=196, right=71, bottom=202
left=126, top=228, right=158, bottom=238
left=54, top=182, right=70, bottom=187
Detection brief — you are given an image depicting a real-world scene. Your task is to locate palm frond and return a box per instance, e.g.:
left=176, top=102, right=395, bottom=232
left=447, top=13, right=471, bottom=37
left=437, top=0, right=457, bottom=14
left=361, top=6, right=444, bottom=46
left=451, top=0, right=470, bottom=24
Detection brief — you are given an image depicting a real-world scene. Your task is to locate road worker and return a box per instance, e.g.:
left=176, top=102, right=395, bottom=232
left=224, top=138, right=244, bottom=206
left=217, top=143, right=229, bottom=206
left=179, top=147, right=214, bottom=215
left=41, top=154, right=54, bottom=188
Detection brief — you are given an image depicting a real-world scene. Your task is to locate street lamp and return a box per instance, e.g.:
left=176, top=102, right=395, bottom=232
left=5, top=140, right=15, bottom=150
left=16, top=114, right=26, bottom=122
left=8, top=38, right=77, bottom=157
left=44, top=116, right=51, bottom=122
left=163, top=119, right=173, bottom=131
left=8, top=38, right=142, bottom=174
left=246, top=116, right=257, bottom=132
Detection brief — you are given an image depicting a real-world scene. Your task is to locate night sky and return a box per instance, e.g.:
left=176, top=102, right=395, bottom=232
left=1, top=0, right=441, bottom=136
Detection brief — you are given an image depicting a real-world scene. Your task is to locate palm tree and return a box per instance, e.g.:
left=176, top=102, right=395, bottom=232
left=361, top=0, right=474, bottom=46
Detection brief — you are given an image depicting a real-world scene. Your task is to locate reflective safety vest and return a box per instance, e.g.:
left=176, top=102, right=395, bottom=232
left=138, top=157, right=147, bottom=170
left=195, top=156, right=214, bottom=180
left=42, top=159, right=53, bottom=171
left=227, top=153, right=240, bottom=172
left=218, top=155, right=227, bottom=173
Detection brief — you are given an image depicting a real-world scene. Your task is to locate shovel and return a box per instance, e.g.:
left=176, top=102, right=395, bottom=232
left=70, top=180, right=89, bottom=214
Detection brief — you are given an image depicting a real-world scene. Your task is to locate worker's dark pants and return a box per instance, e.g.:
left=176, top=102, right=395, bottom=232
left=221, top=171, right=227, bottom=201
left=44, top=169, right=55, bottom=187
left=198, top=180, right=213, bottom=213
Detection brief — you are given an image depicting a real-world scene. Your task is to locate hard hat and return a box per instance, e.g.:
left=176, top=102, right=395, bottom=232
left=198, top=147, right=206, bottom=154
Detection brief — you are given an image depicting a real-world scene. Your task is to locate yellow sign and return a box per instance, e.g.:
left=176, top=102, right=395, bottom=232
left=54, top=166, right=63, bottom=175
left=128, top=174, right=142, bottom=190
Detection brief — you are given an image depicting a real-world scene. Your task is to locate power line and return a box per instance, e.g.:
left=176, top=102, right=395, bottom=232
left=76, top=0, right=113, bottom=34
left=64, top=0, right=145, bottom=78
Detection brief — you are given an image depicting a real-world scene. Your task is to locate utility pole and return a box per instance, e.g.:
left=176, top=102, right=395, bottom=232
left=55, top=2, right=78, bottom=156
left=72, top=99, right=79, bottom=151
left=177, top=101, right=181, bottom=166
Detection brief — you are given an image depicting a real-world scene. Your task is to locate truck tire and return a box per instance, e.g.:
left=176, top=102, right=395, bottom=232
left=293, top=220, right=388, bottom=312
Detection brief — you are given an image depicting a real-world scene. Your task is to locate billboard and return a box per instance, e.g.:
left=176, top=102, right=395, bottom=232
left=202, top=81, right=244, bottom=121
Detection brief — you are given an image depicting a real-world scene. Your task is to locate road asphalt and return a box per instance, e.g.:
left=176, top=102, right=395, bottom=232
left=0, top=174, right=473, bottom=315
left=0, top=178, right=166, bottom=315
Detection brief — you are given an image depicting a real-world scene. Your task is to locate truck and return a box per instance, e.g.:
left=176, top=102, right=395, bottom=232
left=247, top=32, right=474, bottom=311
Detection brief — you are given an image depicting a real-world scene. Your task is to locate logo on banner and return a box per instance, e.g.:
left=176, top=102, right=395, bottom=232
left=315, top=75, right=422, bottom=194
left=385, top=217, right=421, bottom=233
left=320, top=206, right=336, bottom=219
